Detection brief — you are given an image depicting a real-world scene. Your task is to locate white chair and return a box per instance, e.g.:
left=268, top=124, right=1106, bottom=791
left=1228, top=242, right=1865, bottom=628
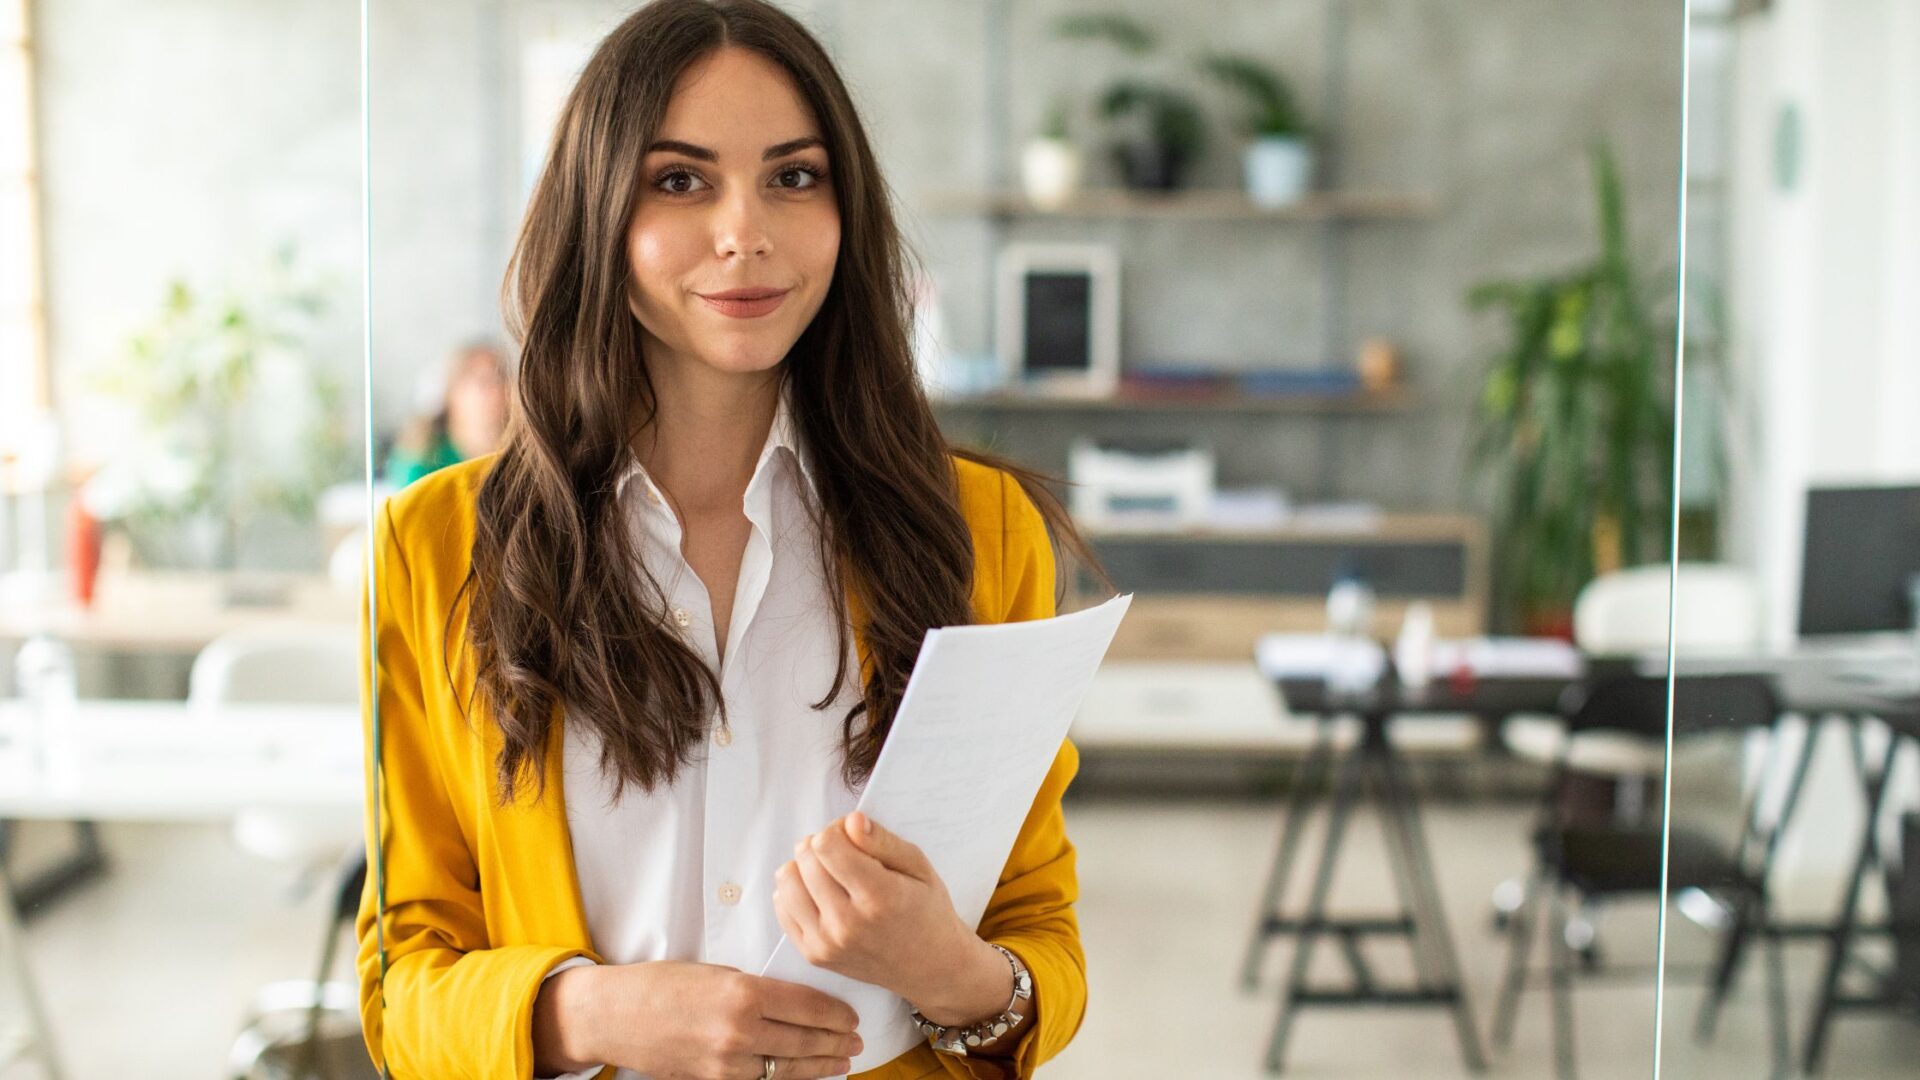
left=191, top=625, right=363, bottom=870
left=1573, top=562, right=1763, bottom=658
left=190, top=624, right=362, bottom=708
left=191, top=624, right=370, bottom=1079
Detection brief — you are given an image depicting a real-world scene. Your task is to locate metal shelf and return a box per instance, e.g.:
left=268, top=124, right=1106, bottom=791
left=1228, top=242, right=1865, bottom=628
left=923, top=189, right=1438, bottom=222
left=930, top=386, right=1414, bottom=415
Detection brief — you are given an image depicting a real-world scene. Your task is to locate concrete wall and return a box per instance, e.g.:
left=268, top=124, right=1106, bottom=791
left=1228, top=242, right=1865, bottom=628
left=34, top=0, right=1685, bottom=513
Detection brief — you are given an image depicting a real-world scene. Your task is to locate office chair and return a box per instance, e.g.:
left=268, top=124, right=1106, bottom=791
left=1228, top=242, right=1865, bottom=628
left=1494, top=564, right=1763, bottom=950
left=189, top=625, right=371, bottom=1080
left=226, top=856, right=374, bottom=1079
left=1503, top=563, right=1763, bottom=767
left=1489, top=673, right=1787, bottom=1080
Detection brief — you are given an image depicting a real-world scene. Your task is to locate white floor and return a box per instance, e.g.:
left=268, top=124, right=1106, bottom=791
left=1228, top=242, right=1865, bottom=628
left=7, top=795, right=1920, bottom=1078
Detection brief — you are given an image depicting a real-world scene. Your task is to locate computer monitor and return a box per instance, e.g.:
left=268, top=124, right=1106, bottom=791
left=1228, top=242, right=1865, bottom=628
left=1798, top=484, right=1920, bottom=637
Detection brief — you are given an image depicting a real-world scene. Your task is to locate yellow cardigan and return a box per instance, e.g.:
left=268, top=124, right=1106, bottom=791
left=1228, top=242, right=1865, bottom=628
left=356, top=452, right=1086, bottom=1080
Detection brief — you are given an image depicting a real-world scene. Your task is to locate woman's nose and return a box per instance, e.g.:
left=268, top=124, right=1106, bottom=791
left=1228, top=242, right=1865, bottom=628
left=713, top=187, right=772, bottom=259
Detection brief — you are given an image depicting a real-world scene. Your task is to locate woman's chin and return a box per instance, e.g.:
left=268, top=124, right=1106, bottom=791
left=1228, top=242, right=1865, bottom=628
left=696, top=343, right=792, bottom=378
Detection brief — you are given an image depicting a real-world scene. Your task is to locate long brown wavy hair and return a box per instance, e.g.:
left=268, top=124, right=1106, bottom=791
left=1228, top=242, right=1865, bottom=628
left=460, top=0, right=1102, bottom=805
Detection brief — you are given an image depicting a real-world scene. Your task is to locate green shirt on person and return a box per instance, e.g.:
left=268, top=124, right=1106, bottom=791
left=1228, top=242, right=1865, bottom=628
left=383, top=427, right=464, bottom=489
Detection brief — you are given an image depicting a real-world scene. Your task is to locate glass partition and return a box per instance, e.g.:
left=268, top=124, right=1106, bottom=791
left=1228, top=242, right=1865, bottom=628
left=0, top=0, right=368, bottom=1074
left=358, top=4, right=1693, bottom=1079
left=1659, top=0, right=1920, bottom=1076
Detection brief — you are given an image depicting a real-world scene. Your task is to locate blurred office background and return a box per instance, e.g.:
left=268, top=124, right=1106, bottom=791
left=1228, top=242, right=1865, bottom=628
left=12, top=1, right=1874, bottom=1078
left=1656, top=0, right=1920, bottom=1078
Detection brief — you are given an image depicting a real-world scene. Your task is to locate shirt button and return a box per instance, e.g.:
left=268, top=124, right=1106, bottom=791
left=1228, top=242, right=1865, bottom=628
left=646, top=487, right=662, bottom=505
left=713, top=726, right=733, bottom=747
left=717, top=882, right=743, bottom=905
left=672, top=607, right=692, bottom=628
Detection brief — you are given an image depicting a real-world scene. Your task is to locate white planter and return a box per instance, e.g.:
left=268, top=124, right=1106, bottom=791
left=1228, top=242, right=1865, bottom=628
left=1020, top=137, right=1083, bottom=209
left=1244, top=136, right=1314, bottom=207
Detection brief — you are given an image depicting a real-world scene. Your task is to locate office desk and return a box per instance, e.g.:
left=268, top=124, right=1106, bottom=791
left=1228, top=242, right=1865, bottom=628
left=1667, top=655, right=1920, bottom=1073
left=1242, top=670, right=1579, bottom=1075
left=0, top=572, right=357, bottom=656
left=0, top=700, right=361, bottom=915
left=0, top=700, right=362, bottom=821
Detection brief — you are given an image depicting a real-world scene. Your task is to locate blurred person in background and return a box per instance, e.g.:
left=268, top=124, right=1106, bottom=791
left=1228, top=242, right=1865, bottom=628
left=382, top=338, right=512, bottom=487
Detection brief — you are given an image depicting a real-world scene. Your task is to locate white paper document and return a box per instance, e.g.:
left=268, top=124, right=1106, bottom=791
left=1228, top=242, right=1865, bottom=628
left=760, top=592, right=1134, bottom=1074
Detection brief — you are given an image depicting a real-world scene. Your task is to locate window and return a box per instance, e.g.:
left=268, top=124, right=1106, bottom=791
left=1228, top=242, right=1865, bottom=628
left=1, top=0, right=48, bottom=443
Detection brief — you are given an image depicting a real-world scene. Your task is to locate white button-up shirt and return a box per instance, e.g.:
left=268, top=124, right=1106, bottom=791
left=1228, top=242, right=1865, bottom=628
left=541, top=390, right=888, bottom=1080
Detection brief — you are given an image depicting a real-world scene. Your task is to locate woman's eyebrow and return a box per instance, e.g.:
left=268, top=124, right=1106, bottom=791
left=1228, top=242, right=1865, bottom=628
left=645, top=136, right=825, bottom=162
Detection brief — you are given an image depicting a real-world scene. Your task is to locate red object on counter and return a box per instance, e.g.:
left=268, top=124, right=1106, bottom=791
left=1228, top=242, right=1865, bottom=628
left=1447, top=661, right=1478, bottom=698
left=1522, top=607, right=1577, bottom=643
left=66, top=495, right=102, bottom=608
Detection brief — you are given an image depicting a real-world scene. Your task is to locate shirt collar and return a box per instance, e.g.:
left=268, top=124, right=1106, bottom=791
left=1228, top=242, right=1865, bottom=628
left=613, top=382, right=816, bottom=504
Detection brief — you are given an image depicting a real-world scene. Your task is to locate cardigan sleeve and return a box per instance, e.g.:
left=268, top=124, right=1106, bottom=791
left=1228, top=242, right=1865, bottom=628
left=355, top=499, right=596, bottom=1080
left=930, top=471, right=1088, bottom=1080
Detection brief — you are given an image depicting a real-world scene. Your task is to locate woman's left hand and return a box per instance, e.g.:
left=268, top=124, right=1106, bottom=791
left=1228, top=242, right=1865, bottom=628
left=773, top=811, right=991, bottom=1012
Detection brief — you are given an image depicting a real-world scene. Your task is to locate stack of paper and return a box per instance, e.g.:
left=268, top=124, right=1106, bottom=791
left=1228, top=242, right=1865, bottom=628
left=761, top=593, right=1134, bottom=1075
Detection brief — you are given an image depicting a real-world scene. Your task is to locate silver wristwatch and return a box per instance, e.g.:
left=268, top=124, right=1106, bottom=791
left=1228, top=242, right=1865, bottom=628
left=910, top=943, right=1033, bottom=1056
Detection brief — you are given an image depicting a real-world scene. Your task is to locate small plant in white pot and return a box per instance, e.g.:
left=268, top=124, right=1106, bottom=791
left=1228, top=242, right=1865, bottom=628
left=1020, top=98, right=1083, bottom=210
left=1201, top=52, right=1313, bottom=207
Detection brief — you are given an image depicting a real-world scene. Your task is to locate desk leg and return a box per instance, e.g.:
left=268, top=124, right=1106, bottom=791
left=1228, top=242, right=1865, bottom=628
left=1766, top=716, right=1822, bottom=867
left=1367, top=754, right=1435, bottom=990
left=1491, top=864, right=1545, bottom=1048
left=1264, top=737, right=1366, bottom=1074
left=0, top=866, right=66, bottom=1079
left=1700, top=715, right=1817, bottom=1056
left=2, top=821, right=109, bottom=919
left=1801, top=735, right=1899, bottom=1075
left=1241, top=725, right=1334, bottom=990
left=1378, top=735, right=1488, bottom=1073
left=1547, top=884, right=1576, bottom=1080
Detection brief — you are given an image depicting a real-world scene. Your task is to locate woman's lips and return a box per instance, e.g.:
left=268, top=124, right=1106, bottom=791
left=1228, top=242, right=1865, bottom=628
left=698, top=289, right=789, bottom=319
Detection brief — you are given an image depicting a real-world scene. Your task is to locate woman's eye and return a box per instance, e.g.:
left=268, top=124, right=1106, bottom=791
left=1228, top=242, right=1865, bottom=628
left=653, top=168, right=706, bottom=195
left=776, top=165, right=826, bottom=190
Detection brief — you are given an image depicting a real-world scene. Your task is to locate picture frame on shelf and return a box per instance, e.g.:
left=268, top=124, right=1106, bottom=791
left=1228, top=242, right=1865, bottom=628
left=995, top=242, right=1120, bottom=397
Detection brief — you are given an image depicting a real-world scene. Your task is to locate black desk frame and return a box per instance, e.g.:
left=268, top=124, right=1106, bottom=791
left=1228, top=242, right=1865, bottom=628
left=1240, top=680, right=1494, bottom=1075
left=1684, top=669, right=1920, bottom=1076
left=1795, top=715, right=1920, bottom=1074
left=0, top=819, right=108, bottom=918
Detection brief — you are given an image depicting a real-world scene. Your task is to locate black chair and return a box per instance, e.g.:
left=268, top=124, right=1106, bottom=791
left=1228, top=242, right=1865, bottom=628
left=1489, top=674, right=1788, bottom=1079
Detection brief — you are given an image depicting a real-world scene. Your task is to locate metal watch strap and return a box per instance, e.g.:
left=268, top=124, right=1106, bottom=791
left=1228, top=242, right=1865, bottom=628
left=910, top=943, right=1034, bottom=1056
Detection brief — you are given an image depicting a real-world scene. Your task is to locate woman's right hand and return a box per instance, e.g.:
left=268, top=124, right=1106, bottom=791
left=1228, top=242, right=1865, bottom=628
left=534, top=959, right=864, bottom=1079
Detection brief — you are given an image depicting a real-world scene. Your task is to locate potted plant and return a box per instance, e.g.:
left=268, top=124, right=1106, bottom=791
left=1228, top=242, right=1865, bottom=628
left=1020, top=96, right=1083, bottom=209
left=1053, top=13, right=1208, bottom=192
left=80, top=244, right=354, bottom=570
left=1200, top=52, right=1313, bottom=207
left=1468, top=142, right=1677, bottom=636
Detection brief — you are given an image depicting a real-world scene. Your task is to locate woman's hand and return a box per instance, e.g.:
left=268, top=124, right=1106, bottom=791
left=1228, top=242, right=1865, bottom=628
left=533, top=960, right=862, bottom=1079
left=773, top=812, right=1011, bottom=1025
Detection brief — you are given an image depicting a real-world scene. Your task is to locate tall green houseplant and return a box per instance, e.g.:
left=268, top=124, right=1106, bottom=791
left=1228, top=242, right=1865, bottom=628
left=1469, top=142, right=1676, bottom=634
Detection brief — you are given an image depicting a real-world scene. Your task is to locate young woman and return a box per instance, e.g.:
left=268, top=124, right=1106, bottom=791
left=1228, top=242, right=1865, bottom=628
left=355, top=2, right=1099, bottom=1078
